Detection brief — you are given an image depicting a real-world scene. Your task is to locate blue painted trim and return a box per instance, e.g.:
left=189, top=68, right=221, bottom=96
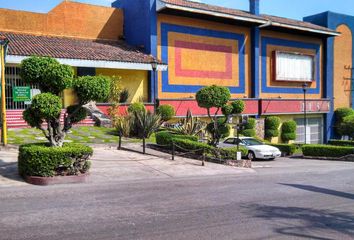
left=249, top=0, right=260, bottom=16
left=261, top=37, right=321, bottom=94
left=161, top=23, right=246, bottom=94
left=251, top=27, right=260, bottom=98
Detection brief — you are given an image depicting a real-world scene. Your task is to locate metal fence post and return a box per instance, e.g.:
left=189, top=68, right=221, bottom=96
left=202, top=150, right=205, bottom=166
left=172, top=141, right=175, bottom=160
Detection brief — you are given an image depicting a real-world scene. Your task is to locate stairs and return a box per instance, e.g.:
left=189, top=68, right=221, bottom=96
left=4, top=110, right=96, bottom=129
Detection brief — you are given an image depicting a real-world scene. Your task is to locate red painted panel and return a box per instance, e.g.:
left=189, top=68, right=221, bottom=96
left=97, top=104, right=154, bottom=116
left=159, top=99, right=259, bottom=117
left=260, top=99, right=330, bottom=115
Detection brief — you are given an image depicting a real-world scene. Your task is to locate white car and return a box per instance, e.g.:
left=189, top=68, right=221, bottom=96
left=219, top=137, right=281, bottom=160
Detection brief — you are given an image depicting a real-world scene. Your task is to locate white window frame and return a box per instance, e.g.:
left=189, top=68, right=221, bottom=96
left=273, top=51, right=315, bottom=82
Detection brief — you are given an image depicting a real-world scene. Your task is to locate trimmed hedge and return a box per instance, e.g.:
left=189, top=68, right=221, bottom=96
left=302, top=144, right=354, bottom=158
left=18, top=143, right=93, bottom=177
left=155, top=131, right=198, bottom=146
left=173, top=138, right=213, bottom=154
left=218, top=147, right=248, bottom=159
left=270, top=143, right=296, bottom=156
left=328, top=140, right=354, bottom=147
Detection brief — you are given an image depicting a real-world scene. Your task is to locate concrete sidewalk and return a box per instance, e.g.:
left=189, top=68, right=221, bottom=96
left=0, top=144, right=254, bottom=187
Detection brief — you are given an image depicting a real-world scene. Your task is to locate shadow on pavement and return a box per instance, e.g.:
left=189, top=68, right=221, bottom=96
left=280, top=183, right=354, bottom=200
left=0, top=159, right=24, bottom=183
left=244, top=203, right=354, bottom=239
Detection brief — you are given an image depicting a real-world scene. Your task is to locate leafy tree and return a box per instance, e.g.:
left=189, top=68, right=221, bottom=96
left=21, top=56, right=111, bottom=147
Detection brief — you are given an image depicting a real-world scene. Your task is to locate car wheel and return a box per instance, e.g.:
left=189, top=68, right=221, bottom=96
left=269, top=158, right=275, bottom=161
left=247, top=151, right=256, bottom=161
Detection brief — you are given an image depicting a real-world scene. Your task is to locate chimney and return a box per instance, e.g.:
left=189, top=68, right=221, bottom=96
left=249, top=0, right=260, bottom=15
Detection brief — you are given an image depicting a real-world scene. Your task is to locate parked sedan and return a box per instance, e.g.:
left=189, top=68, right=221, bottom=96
left=219, top=137, right=281, bottom=160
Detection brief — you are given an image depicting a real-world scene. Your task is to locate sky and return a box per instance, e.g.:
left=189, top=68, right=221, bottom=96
left=0, top=0, right=354, bottom=20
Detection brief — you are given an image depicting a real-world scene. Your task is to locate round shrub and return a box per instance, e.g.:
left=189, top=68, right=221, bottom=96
left=66, top=105, right=88, bottom=124
left=74, top=76, right=111, bottom=104
left=196, top=85, right=231, bottom=109
left=157, top=105, right=175, bottom=122
left=222, top=105, right=233, bottom=116
left=21, top=56, right=73, bottom=95
left=231, top=100, right=245, bottom=114
left=28, top=93, right=62, bottom=120
left=265, top=129, right=279, bottom=139
left=18, top=143, right=93, bottom=177
left=128, top=102, right=146, bottom=114
left=335, top=108, right=354, bottom=121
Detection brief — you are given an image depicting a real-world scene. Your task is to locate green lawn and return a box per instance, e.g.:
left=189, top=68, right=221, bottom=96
left=7, top=126, right=156, bottom=145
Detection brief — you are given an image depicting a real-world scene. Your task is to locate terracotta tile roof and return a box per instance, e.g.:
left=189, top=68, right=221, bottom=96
left=160, top=0, right=264, bottom=21
left=261, top=14, right=336, bottom=34
left=159, top=0, right=338, bottom=35
left=0, top=32, right=161, bottom=64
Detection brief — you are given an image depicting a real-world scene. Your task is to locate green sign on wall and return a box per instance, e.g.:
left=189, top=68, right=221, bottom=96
left=13, top=86, right=31, bottom=102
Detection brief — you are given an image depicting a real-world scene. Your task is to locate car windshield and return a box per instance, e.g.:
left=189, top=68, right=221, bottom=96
left=242, top=138, right=264, bottom=146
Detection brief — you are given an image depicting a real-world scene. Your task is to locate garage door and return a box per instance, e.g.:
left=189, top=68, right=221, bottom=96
left=295, top=117, right=323, bottom=144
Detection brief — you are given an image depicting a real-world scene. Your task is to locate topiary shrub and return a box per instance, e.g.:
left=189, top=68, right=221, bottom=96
left=281, top=120, right=297, bottom=143
left=231, top=100, right=245, bottom=114
left=157, top=104, right=175, bottom=122
left=218, top=147, right=248, bottom=159
left=265, top=116, right=281, bottom=140
left=341, top=114, right=354, bottom=139
left=196, top=85, right=231, bottom=146
left=18, top=143, right=93, bottom=177
left=21, top=56, right=111, bottom=147
left=302, top=144, right=354, bottom=158
left=128, top=102, right=146, bottom=114
left=334, top=107, right=354, bottom=137
left=240, top=118, right=256, bottom=137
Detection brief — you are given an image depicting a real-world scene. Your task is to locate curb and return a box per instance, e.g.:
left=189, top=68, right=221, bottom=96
left=24, top=173, right=90, bottom=186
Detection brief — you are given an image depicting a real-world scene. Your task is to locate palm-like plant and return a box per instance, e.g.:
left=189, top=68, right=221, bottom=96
left=115, top=116, right=131, bottom=150
left=134, top=111, right=162, bottom=154
left=175, top=109, right=206, bottom=136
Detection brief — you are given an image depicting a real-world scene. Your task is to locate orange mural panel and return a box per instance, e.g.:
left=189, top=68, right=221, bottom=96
left=334, top=24, right=353, bottom=109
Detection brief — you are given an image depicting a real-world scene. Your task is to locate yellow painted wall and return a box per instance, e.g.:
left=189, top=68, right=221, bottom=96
left=0, top=1, right=123, bottom=41
left=157, top=14, right=251, bottom=99
left=96, top=68, right=149, bottom=103
left=260, top=31, right=323, bottom=99
left=334, top=24, right=353, bottom=109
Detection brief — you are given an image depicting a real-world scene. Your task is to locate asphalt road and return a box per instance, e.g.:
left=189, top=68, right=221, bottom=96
left=0, top=158, right=353, bottom=240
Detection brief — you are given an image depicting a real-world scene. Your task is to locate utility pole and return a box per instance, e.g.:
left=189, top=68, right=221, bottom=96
left=0, top=36, right=9, bottom=146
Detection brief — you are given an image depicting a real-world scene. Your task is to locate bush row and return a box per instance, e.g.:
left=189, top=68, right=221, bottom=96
left=328, top=139, right=354, bottom=147
left=270, top=143, right=296, bottom=156
left=155, top=131, right=198, bottom=146
left=302, top=144, right=354, bottom=158
left=18, top=143, right=93, bottom=177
